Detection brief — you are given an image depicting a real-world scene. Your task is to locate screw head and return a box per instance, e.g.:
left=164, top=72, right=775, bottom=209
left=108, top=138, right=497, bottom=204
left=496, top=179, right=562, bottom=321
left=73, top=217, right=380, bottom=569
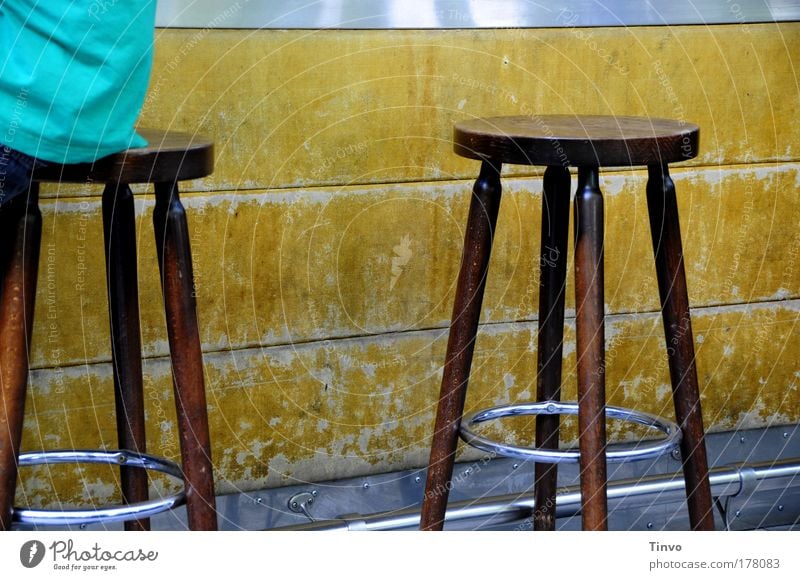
left=363, top=482, right=370, bottom=489
left=646, top=522, right=654, bottom=529
left=735, top=509, right=742, bottom=517
left=740, top=436, right=746, bottom=444
left=784, top=432, right=790, bottom=438
left=414, top=476, right=421, bottom=483
left=255, top=497, right=263, bottom=504
left=311, top=490, right=318, bottom=496
left=291, top=501, right=298, bottom=508
left=308, top=498, right=314, bottom=504
left=778, top=505, right=784, bottom=511
left=512, top=463, right=519, bottom=470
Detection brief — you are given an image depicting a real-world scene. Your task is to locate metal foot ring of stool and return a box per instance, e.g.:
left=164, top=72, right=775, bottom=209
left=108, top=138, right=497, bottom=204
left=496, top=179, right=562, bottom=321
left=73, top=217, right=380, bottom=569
left=460, top=402, right=682, bottom=464
left=12, top=450, right=185, bottom=526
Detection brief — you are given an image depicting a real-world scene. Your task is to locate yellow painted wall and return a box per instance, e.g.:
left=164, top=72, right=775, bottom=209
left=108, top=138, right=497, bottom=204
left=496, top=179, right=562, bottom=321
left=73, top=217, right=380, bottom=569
left=19, top=23, right=800, bottom=506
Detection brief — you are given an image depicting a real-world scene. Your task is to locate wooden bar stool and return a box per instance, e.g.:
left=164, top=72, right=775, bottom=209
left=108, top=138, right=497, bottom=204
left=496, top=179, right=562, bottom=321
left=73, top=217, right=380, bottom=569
left=420, top=115, right=715, bottom=531
left=0, top=130, right=217, bottom=530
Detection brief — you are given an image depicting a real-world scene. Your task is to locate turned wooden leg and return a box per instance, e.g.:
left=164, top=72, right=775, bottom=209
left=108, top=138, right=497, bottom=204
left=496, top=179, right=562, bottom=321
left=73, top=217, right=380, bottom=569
left=533, top=166, right=571, bottom=531
left=573, top=166, right=608, bottom=531
left=420, top=160, right=502, bottom=531
left=646, top=163, right=715, bottom=531
left=0, top=189, right=41, bottom=530
left=153, top=182, right=217, bottom=531
left=102, top=183, right=150, bottom=531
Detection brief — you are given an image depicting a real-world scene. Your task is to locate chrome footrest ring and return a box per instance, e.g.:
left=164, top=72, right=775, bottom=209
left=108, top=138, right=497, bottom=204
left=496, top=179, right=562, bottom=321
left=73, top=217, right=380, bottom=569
left=460, top=401, right=682, bottom=464
left=13, top=449, right=186, bottom=526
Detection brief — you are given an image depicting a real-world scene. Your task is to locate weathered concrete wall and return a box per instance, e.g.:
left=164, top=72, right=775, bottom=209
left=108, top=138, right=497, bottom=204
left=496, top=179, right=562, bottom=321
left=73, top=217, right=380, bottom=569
left=19, top=23, right=800, bottom=505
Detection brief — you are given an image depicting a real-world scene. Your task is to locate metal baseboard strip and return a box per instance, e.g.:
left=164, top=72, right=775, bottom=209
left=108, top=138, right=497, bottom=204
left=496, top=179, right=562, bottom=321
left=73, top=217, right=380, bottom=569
left=11, top=426, right=798, bottom=531
left=273, top=458, right=800, bottom=531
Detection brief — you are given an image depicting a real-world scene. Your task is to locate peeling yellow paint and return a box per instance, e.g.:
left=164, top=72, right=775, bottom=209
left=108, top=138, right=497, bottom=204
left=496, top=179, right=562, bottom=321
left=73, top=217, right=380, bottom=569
left=18, top=300, right=800, bottom=506
left=29, top=164, right=800, bottom=369
left=126, top=24, right=800, bottom=192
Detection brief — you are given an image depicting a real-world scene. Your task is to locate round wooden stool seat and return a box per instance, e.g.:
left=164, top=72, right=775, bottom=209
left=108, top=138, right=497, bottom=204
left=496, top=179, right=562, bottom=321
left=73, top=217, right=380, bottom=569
left=454, top=115, right=698, bottom=166
left=33, top=129, right=214, bottom=184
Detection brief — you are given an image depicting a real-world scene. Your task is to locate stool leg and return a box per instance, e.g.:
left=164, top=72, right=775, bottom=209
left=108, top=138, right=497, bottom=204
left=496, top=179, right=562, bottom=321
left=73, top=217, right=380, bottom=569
left=533, top=166, right=571, bottom=531
left=153, top=182, right=217, bottom=531
left=646, top=163, right=715, bottom=531
left=0, top=189, right=41, bottom=530
left=420, top=160, right=502, bottom=531
left=574, top=166, right=608, bottom=531
left=102, top=183, right=150, bottom=532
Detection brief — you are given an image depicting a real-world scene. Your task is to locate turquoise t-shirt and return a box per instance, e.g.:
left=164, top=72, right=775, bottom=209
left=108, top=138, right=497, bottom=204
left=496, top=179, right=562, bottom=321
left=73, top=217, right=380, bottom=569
left=0, top=1, right=156, bottom=163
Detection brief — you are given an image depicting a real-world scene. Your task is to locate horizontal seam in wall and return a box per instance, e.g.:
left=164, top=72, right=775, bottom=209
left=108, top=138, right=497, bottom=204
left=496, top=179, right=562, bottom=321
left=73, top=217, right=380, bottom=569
left=36, top=159, right=800, bottom=200
left=28, top=297, right=800, bottom=373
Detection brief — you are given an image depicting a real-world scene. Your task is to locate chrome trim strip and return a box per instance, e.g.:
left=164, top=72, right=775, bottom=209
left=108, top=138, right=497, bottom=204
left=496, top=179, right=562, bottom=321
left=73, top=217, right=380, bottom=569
left=156, top=0, right=800, bottom=30
left=273, top=458, right=800, bottom=530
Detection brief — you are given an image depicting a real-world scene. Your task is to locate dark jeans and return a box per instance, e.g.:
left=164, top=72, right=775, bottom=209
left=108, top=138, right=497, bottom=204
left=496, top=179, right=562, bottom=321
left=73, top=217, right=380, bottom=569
left=0, top=145, right=47, bottom=209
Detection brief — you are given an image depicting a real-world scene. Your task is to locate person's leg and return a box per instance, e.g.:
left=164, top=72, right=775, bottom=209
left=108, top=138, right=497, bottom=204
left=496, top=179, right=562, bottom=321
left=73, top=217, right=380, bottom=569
left=0, top=146, right=47, bottom=529
left=0, top=146, right=47, bottom=209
